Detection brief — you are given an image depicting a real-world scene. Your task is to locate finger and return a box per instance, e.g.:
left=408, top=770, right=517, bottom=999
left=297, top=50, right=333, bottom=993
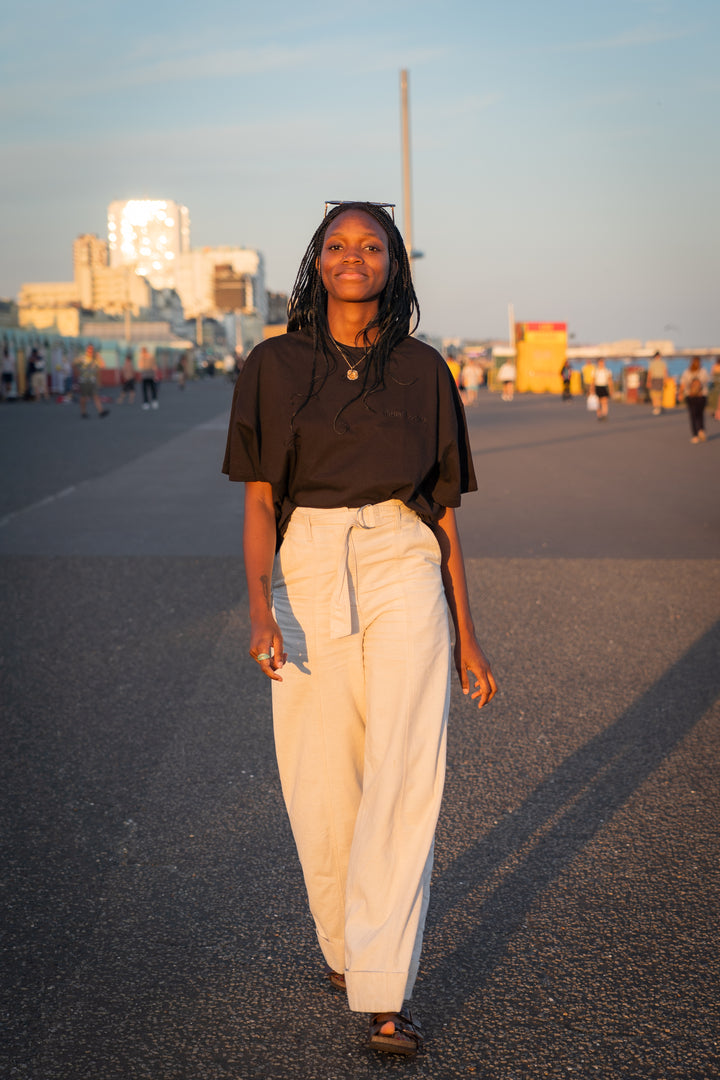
left=270, top=632, right=286, bottom=669
left=253, top=650, right=283, bottom=682
left=459, top=664, right=470, bottom=695
left=471, top=673, right=497, bottom=706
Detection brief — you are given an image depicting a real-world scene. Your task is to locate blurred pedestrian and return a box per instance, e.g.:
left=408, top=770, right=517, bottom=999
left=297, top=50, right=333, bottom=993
left=707, top=356, right=720, bottom=422
left=497, top=359, right=516, bottom=400
left=679, top=356, right=709, bottom=443
left=647, top=351, right=668, bottom=415
left=224, top=199, right=496, bottom=1059
left=1, top=344, right=16, bottom=401
left=176, top=352, right=187, bottom=390
left=76, top=345, right=109, bottom=419
left=223, top=351, right=236, bottom=383
left=561, top=360, right=572, bottom=401
left=116, top=351, right=136, bottom=405
left=28, top=347, right=49, bottom=401
left=462, top=358, right=481, bottom=405
left=592, top=358, right=613, bottom=420
left=139, top=346, right=159, bottom=410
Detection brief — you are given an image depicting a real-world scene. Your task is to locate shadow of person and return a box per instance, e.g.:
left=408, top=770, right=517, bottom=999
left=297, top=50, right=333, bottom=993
left=427, top=619, right=720, bottom=1021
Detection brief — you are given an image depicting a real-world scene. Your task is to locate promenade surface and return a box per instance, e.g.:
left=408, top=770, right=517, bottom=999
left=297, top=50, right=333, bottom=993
left=2, top=379, right=718, bottom=1080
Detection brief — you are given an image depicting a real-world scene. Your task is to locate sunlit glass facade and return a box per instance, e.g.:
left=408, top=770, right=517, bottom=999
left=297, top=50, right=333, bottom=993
left=107, top=199, right=190, bottom=288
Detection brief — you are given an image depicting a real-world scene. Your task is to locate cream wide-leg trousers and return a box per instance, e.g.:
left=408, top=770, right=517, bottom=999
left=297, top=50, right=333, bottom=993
left=271, top=500, right=452, bottom=1013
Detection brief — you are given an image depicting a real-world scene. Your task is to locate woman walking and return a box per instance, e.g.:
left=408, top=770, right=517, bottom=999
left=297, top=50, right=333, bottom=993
left=679, top=356, right=710, bottom=443
left=223, top=201, right=497, bottom=1058
left=139, top=346, right=159, bottom=410
left=116, top=351, right=136, bottom=405
left=592, top=357, right=613, bottom=420
left=707, top=356, right=720, bottom=422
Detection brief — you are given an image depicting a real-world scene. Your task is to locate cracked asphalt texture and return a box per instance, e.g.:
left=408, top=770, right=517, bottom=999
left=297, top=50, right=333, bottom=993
left=2, top=378, right=718, bottom=1079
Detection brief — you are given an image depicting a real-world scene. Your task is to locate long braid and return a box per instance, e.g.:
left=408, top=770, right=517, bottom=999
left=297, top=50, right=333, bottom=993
left=287, top=202, right=420, bottom=429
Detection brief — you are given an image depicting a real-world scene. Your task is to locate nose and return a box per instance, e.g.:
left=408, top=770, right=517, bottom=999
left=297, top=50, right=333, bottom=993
left=342, top=246, right=363, bottom=263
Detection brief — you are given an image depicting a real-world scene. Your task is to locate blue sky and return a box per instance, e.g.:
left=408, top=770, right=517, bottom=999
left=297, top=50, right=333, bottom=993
left=2, top=0, right=718, bottom=345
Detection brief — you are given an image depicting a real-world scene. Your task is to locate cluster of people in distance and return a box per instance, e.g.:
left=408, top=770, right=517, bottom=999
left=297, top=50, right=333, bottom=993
left=0, top=340, right=199, bottom=417
left=580, top=352, right=718, bottom=441
left=438, top=346, right=719, bottom=446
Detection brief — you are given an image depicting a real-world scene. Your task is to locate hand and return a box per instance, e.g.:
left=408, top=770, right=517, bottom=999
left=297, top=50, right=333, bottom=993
left=249, top=614, right=287, bottom=682
left=454, top=636, right=497, bottom=709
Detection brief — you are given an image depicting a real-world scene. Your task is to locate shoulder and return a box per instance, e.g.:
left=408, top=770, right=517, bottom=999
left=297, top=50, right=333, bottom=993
left=240, top=330, right=313, bottom=382
left=392, top=336, right=452, bottom=379
left=246, top=330, right=312, bottom=365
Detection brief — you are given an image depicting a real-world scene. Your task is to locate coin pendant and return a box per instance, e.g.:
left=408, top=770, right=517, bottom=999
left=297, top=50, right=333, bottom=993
left=346, top=369, right=359, bottom=381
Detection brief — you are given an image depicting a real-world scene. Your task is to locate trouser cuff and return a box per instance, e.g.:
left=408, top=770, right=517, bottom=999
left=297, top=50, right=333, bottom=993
left=345, top=970, right=408, bottom=1013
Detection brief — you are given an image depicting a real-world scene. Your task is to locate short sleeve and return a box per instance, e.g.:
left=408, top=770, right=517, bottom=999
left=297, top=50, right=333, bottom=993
left=222, top=350, right=267, bottom=481
left=430, top=360, right=478, bottom=507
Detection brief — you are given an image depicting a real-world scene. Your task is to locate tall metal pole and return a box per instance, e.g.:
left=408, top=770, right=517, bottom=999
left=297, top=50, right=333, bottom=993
left=400, top=69, right=413, bottom=261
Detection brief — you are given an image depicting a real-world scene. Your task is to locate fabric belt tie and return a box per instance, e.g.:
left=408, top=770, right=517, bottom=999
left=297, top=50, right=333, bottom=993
left=330, top=505, right=380, bottom=639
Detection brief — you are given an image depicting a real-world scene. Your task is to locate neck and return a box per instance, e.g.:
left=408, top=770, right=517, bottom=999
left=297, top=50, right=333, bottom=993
left=326, top=299, right=379, bottom=346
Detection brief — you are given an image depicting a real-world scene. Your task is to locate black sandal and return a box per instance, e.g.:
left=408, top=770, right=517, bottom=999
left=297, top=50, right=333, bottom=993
left=324, top=965, right=346, bottom=991
left=368, top=1009, right=424, bottom=1057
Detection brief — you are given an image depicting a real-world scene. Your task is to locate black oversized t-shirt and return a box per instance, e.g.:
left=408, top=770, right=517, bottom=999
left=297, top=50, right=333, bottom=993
left=222, top=330, right=477, bottom=539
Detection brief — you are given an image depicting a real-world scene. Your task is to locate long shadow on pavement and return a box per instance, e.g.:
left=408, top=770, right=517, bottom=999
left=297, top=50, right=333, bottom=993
left=428, top=618, right=720, bottom=1021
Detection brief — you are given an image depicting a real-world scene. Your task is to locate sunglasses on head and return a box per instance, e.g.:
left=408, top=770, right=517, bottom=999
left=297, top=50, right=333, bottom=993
left=324, top=201, right=395, bottom=221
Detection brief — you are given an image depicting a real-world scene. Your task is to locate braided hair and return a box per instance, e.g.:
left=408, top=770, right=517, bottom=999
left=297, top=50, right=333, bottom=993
left=286, top=202, right=420, bottom=430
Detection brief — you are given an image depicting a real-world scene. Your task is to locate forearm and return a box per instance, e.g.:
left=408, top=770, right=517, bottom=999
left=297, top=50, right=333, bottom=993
left=431, top=506, right=476, bottom=641
left=243, top=482, right=277, bottom=618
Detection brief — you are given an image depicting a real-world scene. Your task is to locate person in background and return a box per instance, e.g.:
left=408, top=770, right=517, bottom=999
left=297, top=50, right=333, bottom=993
left=592, top=358, right=613, bottom=420
left=223, top=200, right=497, bottom=1059
left=176, top=352, right=187, bottom=391
left=116, top=351, right=136, bottom=405
left=139, top=346, right=159, bottom=410
left=679, top=356, right=709, bottom=443
left=707, top=356, right=720, bottom=422
left=462, top=357, right=482, bottom=406
left=223, top=351, right=237, bottom=382
left=497, top=358, right=517, bottom=401
left=1, top=344, right=16, bottom=401
left=28, top=347, right=49, bottom=401
left=76, top=345, right=109, bottom=419
left=561, top=359, right=572, bottom=401
left=647, top=351, right=668, bottom=416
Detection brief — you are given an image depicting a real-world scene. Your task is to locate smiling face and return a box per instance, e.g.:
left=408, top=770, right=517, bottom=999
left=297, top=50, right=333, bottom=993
left=319, top=209, right=391, bottom=309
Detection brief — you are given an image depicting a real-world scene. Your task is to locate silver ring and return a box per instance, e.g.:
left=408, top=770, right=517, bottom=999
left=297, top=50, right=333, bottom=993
left=257, top=652, right=271, bottom=661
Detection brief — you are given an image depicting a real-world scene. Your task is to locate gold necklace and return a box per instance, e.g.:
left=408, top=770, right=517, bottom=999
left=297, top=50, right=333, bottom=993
left=333, top=338, right=367, bottom=381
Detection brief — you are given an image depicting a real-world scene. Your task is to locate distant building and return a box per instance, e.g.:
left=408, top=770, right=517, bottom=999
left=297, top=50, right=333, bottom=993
left=107, top=198, right=190, bottom=290
left=266, top=290, right=289, bottom=326
left=173, top=246, right=267, bottom=322
left=18, top=261, right=153, bottom=335
left=18, top=201, right=269, bottom=344
left=73, top=233, right=108, bottom=275
left=88, top=266, right=152, bottom=318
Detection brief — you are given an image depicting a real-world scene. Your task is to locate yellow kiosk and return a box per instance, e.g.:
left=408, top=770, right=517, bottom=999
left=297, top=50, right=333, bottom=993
left=515, top=322, right=567, bottom=394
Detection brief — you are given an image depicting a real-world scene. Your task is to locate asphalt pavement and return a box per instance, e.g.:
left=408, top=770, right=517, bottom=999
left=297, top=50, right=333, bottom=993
left=2, top=379, right=718, bottom=1079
